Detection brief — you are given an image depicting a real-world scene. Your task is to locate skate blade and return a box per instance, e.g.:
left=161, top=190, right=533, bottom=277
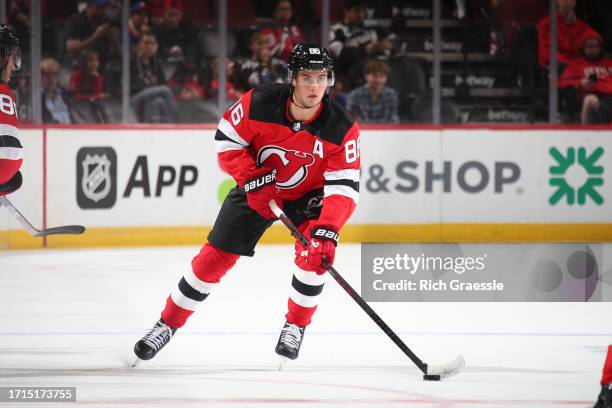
left=277, top=355, right=290, bottom=371
left=129, top=357, right=142, bottom=368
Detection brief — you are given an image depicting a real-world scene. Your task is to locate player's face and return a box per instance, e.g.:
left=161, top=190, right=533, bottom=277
left=293, top=70, right=328, bottom=108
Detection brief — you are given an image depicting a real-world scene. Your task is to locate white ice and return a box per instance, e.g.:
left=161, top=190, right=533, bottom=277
left=0, top=244, right=610, bottom=407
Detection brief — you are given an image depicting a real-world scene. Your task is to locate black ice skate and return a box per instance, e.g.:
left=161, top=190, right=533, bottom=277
left=131, top=319, right=176, bottom=366
left=275, top=321, right=305, bottom=368
left=595, top=384, right=612, bottom=408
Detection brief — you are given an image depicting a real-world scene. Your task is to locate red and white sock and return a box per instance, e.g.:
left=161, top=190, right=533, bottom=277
left=285, top=269, right=326, bottom=327
left=161, top=244, right=239, bottom=328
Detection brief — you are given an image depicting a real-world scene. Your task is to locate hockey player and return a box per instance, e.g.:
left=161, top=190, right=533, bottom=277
left=594, top=346, right=612, bottom=407
left=0, top=25, right=22, bottom=197
left=133, top=43, right=360, bottom=363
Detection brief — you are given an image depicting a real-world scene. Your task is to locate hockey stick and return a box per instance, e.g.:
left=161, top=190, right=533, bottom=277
left=269, top=200, right=465, bottom=381
left=0, top=196, right=85, bottom=237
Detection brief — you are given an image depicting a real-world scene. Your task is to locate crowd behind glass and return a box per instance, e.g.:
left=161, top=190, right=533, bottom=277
left=6, top=0, right=612, bottom=124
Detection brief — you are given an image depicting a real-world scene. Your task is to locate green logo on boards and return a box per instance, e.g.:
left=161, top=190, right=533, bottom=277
left=217, top=178, right=236, bottom=204
left=549, top=147, right=604, bottom=205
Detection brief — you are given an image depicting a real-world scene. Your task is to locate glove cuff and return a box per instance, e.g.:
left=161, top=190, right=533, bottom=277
left=310, top=226, right=339, bottom=246
left=244, top=169, right=277, bottom=193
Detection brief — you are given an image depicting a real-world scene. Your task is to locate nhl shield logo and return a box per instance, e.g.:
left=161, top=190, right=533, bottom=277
left=77, top=147, right=117, bottom=209
left=82, top=154, right=111, bottom=202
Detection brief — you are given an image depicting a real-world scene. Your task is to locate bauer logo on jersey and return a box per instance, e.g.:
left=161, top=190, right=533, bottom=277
left=256, top=146, right=315, bottom=189
left=76, top=147, right=117, bottom=209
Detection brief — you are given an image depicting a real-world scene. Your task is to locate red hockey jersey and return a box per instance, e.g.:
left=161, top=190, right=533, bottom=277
left=215, top=84, right=360, bottom=231
left=0, top=82, right=22, bottom=186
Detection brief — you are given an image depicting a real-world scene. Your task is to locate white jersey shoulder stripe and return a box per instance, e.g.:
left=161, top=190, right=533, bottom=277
left=215, top=138, right=246, bottom=154
left=217, top=118, right=248, bottom=147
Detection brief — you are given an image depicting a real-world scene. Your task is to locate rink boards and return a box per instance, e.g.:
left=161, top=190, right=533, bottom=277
left=1, top=125, right=611, bottom=248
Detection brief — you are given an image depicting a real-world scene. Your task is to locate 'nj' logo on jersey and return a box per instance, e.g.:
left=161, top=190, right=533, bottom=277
left=256, top=146, right=315, bottom=189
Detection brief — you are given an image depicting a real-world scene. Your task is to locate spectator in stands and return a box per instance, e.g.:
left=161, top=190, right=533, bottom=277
left=245, top=43, right=286, bottom=89
left=69, top=49, right=106, bottom=101
left=41, top=58, right=73, bottom=124
left=328, top=0, right=394, bottom=79
left=537, top=0, right=594, bottom=71
left=168, top=62, right=206, bottom=100
left=260, top=0, right=305, bottom=63
left=559, top=30, right=612, bottom=124
left=131, top=32, right=178, bottom=123
left=346, top=60, right=399, bottom=124
left=62, top=0, right=121, bottom=69
left=129, top=1, right=150, bottom=50
left=153, top=0, right=197, bottom=63
left=236, top=31, right=267, bottom=91
left=13, top=71, right=31, bottom=122
left=208, top=57, right=242, bottom=101
left=68, top=48, right=110, bottom=123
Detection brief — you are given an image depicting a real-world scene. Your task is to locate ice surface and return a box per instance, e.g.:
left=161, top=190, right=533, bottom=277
left=0, top=244, right=609, bottom=407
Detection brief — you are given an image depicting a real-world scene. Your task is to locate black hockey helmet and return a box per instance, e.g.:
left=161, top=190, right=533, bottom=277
left=0, top=24, right=20, bottom=72
left=287, top=43, right=334, bottom=86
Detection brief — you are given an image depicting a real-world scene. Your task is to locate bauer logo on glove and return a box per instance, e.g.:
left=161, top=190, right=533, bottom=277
left=244, top=170, right=277, bottom=192
left=311, top=227, right=339, bottom=246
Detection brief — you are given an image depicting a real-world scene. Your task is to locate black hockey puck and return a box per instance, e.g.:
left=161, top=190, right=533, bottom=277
left=423, top=374, right=441, bottom=381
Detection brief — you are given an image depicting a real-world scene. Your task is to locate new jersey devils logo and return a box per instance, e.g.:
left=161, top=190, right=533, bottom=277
left=257, top=146, right=315, bottom=189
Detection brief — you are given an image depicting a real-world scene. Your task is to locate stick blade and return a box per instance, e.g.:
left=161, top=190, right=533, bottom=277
left=35, top=225, right=86, bottom=237
left=423, top=354, right=465, bottom=380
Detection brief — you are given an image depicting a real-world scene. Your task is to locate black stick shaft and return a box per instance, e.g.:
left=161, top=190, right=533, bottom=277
left=276, top=211, right=428, bottom=374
